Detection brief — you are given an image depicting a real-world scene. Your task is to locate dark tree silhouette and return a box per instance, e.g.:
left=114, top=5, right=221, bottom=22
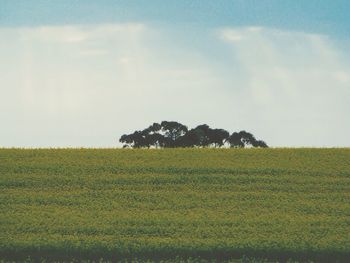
left=144, top=122, right=161, bottom=134
left=226, top=132, right=245, bottom=148
left=178, top=127, right=206, bottom=147
left=208, top=128, right=230, bottom=147
left=186, top=125, right=229, bottom=148
left=239, top=131, right=256, bottom=146
left=140, top=123, right=164, bottom=148
left=193, top=124, right=211, bottom=147
left=252, top=139, right=268, bottom=148
left=226, top=130, right=268, bottom=148
left=160, top=121, right=188, bottom=147
left=119, top=121, right=268, bottom=148
left=146, top=133, right=165, bottom=148
left=119, top=131, right=148, bottom=148
left=119, top=134, right=133, bottom=148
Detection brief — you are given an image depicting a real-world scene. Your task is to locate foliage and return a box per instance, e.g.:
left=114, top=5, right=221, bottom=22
left=0, top=148, right=349, bottom=262
left=119, top=121, right=267, bottom=148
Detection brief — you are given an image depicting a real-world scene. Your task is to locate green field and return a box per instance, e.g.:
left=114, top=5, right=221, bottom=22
left=0, top=148, right=349, bottom=262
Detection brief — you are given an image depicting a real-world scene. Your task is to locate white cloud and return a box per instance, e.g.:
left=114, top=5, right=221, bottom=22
left=333, top=71, right=350, bottom=83
left=0, top=24, right=349, bottom=147
left=219, top=27, right=350, bottom=147
left=0, top=24, right=224, bottom=147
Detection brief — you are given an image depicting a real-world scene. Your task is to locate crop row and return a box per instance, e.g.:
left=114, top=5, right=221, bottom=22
left=0, top=148, right=349, bottom=262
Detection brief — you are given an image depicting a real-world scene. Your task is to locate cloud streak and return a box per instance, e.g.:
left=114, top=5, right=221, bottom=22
left=0, top=24, right=349, bottom=147
left=219, top=27, right=350, bottom=147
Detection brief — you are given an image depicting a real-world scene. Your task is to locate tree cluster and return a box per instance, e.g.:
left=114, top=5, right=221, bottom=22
left=120, top=121, right=268, bottom=148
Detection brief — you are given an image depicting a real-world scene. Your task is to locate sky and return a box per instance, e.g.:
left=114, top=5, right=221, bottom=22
left=1, top=0, right=350, bottom=147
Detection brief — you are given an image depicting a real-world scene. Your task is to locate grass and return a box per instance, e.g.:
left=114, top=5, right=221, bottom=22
left=0, top=148, right=349, bottom=262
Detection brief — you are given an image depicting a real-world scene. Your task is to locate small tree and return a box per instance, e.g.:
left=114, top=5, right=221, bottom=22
left=252, top=139, right=268, bottom=148
left=208, top=128, right=230, bottom=147
left=178, top=127, right=206, bottom=147
left=119, top=131, right=148, bottom=148
left=160, top=121, right=188, bottom=147
left=226, top=131, right=268, bottom=148
left=226, top=132, right=244, bottom=148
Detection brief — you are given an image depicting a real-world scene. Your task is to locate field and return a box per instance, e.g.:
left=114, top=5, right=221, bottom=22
left=0, top=148, right=349, bottom=262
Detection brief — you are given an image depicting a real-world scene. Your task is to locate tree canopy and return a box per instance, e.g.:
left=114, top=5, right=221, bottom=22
left=120, top=121, right=268, bottom=148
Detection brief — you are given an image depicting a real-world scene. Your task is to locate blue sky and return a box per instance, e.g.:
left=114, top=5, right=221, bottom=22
left=2, top=0, right=350, bottom=35
left=1, top=1, right=350, bottom=147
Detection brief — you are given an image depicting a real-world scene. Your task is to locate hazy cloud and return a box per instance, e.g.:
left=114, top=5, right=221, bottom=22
left=220, top=27, right=350, bottom=147
left=0, top=24, right=349, bottom=147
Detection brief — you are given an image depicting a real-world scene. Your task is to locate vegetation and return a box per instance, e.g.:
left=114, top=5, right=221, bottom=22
left=0, top=148, right=349, bottom=262
left=120, top=121, right=268, bottom=148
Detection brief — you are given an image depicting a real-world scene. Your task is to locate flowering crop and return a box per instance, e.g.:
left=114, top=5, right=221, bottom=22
left=0, top=148, right=349, bottom=262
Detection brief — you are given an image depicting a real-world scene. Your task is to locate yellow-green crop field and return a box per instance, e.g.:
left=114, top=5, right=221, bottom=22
left=0, top=148, right=349, bottom=262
